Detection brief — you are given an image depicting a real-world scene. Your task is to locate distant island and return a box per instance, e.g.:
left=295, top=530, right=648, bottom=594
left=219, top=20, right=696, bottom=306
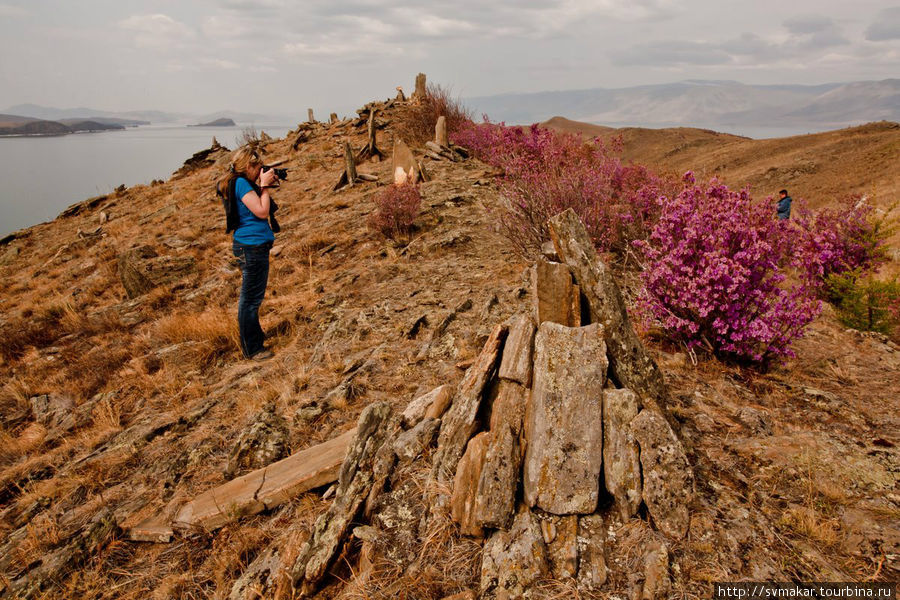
left=189, top=117, right=235, bottom=127
left=0, top=114, right=148, bottom=137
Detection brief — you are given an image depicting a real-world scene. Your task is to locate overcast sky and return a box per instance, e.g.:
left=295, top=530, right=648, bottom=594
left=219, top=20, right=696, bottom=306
left=1, top=0, right=898, bottom=119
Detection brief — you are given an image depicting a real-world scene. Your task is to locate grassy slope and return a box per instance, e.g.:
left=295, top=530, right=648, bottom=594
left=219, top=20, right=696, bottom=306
left=0, top=105, right=897, bottom=598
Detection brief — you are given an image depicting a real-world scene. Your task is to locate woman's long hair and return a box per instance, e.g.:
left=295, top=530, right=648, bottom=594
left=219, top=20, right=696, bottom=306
left=216, top=145, right=262, bottom=198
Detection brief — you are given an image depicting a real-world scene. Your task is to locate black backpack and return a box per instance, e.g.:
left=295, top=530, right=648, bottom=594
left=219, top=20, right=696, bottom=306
left=217, top=174, right=280, bottom=234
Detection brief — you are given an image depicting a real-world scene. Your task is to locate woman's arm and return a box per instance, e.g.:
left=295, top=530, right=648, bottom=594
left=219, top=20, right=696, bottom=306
left=240, top=169, right=277, bottom=219
left=240, top=188, right=271, bottom=219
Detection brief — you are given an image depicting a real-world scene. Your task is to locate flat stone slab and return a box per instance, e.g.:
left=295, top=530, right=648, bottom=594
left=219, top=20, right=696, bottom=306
left=533, top=259, right=580, bottom=327
left=524, top=322, right=607, bottom=515
left=173, top=427, right=357, bottom=531
left=497, top=313, right=536, bottom=386
left=631, top=409, right=693, bottom=539
left=603, top=388, right=643, bottom=519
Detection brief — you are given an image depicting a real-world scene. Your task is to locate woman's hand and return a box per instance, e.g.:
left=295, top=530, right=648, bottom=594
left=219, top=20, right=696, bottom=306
left=259, top=168, right=277, bottom=188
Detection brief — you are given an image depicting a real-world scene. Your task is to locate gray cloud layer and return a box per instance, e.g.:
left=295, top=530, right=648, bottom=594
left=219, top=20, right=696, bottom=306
left=0, top=0, right=897, bottom=116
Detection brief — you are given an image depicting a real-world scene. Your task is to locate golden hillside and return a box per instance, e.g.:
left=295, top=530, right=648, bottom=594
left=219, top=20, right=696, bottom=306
left=0, top=95, right=898, bottom=599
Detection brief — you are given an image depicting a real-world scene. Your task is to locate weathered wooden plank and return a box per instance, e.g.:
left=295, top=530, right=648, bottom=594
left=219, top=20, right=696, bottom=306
left=173, top=427, right=357, bottom=531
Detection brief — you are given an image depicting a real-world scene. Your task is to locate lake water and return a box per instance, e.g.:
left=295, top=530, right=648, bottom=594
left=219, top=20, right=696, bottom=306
left=0, top=124, right=292, bottom=237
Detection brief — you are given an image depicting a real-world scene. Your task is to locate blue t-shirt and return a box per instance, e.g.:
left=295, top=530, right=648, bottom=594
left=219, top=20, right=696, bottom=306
left=233, top=177, right=275, bottom=244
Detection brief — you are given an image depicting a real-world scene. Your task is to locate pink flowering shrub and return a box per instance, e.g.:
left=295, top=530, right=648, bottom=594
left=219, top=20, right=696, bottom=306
left=368, top=183, right=421, bottom=241
left=453, top=120, right=671, bottom=257
left=790, top=195, right=889, bottom=291
left=635, top=174, right=820, bottom=362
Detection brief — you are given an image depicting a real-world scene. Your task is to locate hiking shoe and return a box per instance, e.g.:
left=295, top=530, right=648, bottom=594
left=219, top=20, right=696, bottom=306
left=251, top=349, right=274, bottom=361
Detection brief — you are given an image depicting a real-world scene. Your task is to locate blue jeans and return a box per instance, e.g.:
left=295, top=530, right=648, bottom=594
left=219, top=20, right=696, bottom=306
left=233, top=241, right=272, bottom=358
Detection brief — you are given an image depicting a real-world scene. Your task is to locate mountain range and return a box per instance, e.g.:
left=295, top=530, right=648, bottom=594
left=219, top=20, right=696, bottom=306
left=467, top=79, right=900, bottom=136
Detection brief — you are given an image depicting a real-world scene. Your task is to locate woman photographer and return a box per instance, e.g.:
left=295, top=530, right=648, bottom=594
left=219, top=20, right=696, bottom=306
left=223, top=146, right=279, bottom=360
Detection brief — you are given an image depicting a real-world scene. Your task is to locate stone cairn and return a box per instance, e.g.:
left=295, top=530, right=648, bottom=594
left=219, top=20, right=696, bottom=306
left=282, top=208, right=695, bottom=599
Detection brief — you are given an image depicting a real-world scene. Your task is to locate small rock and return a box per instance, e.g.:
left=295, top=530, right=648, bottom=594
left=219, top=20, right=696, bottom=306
left=118, top=245, right=196, bottom=299
left=541, top=240, right=560, bottom=262
left=441, top=591, right=476, bottom=600
left=641, top=540, right=670, bottom=599
left=576, top=514, right=608, bottom=591
left=294, top=402, right=324, bottom=424
left=224, top=401, right=290, bottom=478
left=29, top=393, right=75, bottom=430
left=736, top=406, right=773, bottom=435
left=0, top=245, right=20, bottom=266
left=393, top=417, right=439, bottom=463
left=544, top=514, right=578, bottom=579
left=401, top=384, right=454, bottom=428
left=481, top=509, right=549, bottom=597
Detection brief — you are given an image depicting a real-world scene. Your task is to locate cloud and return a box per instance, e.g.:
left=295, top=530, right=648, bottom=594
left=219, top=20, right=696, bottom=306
left=118, top=14, right=195, bottom=49
left=199, top=58, right=241, bottom=69
left=865, top=6, right=900, bottom=41
left=0, top=3, right=28, bottom=17
left=612, top=40, right=732, bottom=66
left=783, top=15, right=834, bottom=35
left=613, top=16, right=851, bottom=68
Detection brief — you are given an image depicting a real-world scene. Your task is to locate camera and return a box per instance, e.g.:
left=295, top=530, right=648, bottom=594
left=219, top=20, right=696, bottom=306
left=264, top=166, right=288, bottom=180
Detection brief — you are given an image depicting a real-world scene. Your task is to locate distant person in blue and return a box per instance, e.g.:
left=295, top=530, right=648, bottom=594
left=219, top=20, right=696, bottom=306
left=777, top=189, right=792, bottom=220
left=220, top=146, right=280, bottom=360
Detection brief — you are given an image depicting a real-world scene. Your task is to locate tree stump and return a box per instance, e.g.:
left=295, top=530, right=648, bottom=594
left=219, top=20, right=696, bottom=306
left=307, top=108, right=315, bottom=123
left=329, top=112, right=338, bottom=124
left=435, top=115, right=449, bottom=147
left=357, top=109, right=385, bottom=162
left=414, top=73, right=427, bottom=102
left=333, top=141, right=359, bottom=190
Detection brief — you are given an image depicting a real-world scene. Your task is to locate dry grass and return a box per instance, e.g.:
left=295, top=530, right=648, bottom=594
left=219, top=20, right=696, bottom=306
left=395, top=84, right=473, bottom=146
left=154, top=308, right=240, bottom=365
left=778, top=505, right=842, bottom=548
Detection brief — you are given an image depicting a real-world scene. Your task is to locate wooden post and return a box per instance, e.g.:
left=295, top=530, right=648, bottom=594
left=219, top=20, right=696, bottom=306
left=330, top=113, right=338, bottom=124
left=344, top=141, right=357, bottom=186
left=308, top=108, right=315, bottom=123
left=395, top=87, right=406, bottom=101
left=333, top=141, right=359, bottom=190
left=414, top=73, right=427, bottom=102
left=435, top=116, right=448, bottom=147
left=357, top=109, right=385, bottom=162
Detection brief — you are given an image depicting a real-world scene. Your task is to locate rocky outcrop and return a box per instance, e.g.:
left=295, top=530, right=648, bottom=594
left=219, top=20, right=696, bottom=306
left=548, top=209, right=668, bottom=411
left=291, top=402, right=393, bottom=595
left=432, top=324, right=507, bottom=485
left=117, top=245, right=196, bottom=298
left=214, top=210, right=693, bottom=599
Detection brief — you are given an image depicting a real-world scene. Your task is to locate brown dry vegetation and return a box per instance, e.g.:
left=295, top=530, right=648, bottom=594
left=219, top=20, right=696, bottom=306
left=0, top=91, right=897, bottom=599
